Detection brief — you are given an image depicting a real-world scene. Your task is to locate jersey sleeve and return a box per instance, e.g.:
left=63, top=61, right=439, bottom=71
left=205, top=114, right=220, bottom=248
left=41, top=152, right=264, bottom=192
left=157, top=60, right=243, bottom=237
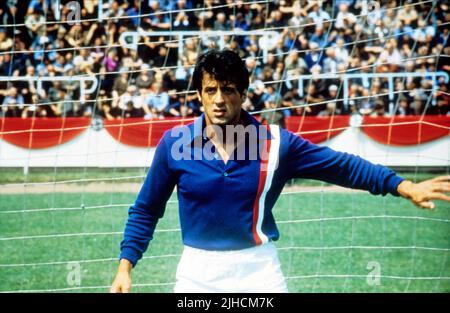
left=119, top=134, right=177, bottom=267
left=285, top=131, right=404, bottom=196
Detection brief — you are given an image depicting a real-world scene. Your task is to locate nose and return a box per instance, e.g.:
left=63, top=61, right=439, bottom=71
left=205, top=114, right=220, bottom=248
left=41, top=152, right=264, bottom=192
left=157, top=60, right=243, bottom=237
left=213, top=89, right=225, bottom=106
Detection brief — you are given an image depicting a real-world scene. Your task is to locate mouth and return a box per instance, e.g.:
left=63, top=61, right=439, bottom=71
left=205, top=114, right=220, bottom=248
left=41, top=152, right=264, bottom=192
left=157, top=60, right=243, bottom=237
left=213, top=108, right=227, bottom=117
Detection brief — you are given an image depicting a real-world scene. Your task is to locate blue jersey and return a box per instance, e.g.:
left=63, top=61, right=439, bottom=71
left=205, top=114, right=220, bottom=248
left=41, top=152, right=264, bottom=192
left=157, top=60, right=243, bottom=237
left=120, top=110, right=404, bottom=266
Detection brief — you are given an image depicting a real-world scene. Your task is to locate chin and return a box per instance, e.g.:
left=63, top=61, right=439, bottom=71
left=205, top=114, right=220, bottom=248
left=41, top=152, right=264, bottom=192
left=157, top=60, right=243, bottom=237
left=206, top=114, right=229, bottom=125
left=211, top=118, right=229, bottom=125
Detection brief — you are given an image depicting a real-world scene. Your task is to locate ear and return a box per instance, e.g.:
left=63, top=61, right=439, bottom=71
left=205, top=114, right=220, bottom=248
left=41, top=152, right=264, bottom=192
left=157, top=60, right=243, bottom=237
left=241, top=89, right=248, bottom=101
left=196, top=91, right=202, bottom=103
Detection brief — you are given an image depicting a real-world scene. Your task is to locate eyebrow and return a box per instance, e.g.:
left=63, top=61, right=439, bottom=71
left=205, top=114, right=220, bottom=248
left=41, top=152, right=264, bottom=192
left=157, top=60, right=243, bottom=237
left=221, top=86, right=236, bottom=91
left=203, top=85, right=237, bottom=90
left=203, top=84, right=237, bottom=89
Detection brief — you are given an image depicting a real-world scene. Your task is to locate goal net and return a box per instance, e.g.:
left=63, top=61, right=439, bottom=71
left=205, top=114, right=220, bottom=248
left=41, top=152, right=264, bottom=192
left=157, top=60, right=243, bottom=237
left=0, top=0, right=449, bottom=292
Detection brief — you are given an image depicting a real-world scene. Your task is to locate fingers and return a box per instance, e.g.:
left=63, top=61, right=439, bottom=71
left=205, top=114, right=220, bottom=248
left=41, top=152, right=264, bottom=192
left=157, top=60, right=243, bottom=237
left=428, top=192, right=450, bottom=202
left=110, top=284, right=131, bottom=293
left=110, top=276, right=132, bottom=293
left=414, top=192, right=450, bottom=210
left=431, top=175, right=450, bottom=183
left=406, top=176, right=450, bottom=210
left=431, top=182, right=450, bottom=193
left=417, top=201, right=435, bottom=210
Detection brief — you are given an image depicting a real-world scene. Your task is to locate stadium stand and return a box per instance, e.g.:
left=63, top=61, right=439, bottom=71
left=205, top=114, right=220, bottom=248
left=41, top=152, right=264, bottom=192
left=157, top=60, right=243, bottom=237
left=0, top=0, right=448, bottom=122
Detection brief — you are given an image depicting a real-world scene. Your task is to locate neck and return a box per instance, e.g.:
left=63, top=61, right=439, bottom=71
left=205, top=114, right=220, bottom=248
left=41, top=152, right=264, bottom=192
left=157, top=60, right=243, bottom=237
left=205, top=110, right=244, bottom=144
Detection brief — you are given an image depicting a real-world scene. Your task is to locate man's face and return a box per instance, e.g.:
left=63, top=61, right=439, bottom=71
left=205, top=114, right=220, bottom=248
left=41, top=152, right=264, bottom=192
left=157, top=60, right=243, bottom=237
left=198, top=72, right=245, bottom=126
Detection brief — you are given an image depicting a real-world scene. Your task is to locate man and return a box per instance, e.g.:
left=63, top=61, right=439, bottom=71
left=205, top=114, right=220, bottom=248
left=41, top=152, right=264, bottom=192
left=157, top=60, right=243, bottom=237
left=261, top=94, right=285, bottom=129
left=111, top=50, right=450, bottom=293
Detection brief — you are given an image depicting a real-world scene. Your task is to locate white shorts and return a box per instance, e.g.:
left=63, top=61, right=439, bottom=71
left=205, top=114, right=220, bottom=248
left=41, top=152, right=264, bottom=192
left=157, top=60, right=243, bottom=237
left=173, top=242, right=288, bottom=293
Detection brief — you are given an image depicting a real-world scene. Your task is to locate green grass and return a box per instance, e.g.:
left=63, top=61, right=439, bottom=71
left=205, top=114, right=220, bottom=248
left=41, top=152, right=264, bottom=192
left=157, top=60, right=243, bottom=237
left=0, top=168, right=147, bottom=184
left=0, top=190, right=449, bottom=293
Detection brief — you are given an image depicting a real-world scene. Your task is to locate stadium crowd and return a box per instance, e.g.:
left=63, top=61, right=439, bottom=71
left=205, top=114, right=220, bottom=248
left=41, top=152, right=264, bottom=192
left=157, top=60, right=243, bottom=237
left=0, top=0, right=449, bottom=123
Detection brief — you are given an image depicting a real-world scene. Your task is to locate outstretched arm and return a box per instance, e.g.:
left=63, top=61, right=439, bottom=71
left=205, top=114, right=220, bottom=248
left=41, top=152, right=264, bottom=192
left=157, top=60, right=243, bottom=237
left=286, top=131, right=450, bottom=209
left=397, top=176, right=450, bottom=210
left=286, top=133, right=403, bottom=196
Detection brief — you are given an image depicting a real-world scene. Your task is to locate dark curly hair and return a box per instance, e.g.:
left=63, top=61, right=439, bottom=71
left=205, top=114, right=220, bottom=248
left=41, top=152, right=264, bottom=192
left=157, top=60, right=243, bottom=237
left=192, top=49, right=249, bottom=95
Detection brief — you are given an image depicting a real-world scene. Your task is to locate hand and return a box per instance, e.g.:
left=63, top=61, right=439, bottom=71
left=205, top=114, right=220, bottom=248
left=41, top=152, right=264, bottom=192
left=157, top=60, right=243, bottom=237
left=397, top=176, right=450, bottom=210
left=110, top=259, right=133, bottom=293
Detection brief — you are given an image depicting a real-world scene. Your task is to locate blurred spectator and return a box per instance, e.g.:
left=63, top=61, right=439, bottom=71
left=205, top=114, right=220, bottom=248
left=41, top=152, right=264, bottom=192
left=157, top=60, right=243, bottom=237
left=213, top=12, right=230, bottom=30
left=268, top=10, right=285, bottom=29
left=103, top=50, right=120, bottom=73
left=182, top=38, right=198, bottom=66
left=371, top=101, right=389, bottom=117
left=432, top=83, right=450, bottom=115
left=234, top=12, right=249, bottom=31
left=0, top=0, right=446, bottom=119
left=118, top=85, right=151, bottom=118
left=377, top=40, right=402, bottom=72
left=396, top=94, right=413, bottom=116
left=136, top=64, right=153, bottom=90
left=73, top=48, right=95, bottom=75
left=304, top=42, right=324, bottom=70
left=245, top=57, right=261, bottom=80
left=173, top=0, right=195, bottom=30
left=307, top=2, right=331, bottom=28
left=334, top=38, right=349, bottom=67
left=282, top=87, right=311, bottom=116
left=146, top=81, right=170, bottom=118
left=398, top=3, right=418, bottom=31
left=288, top=10, right=304, bottom=31
left=260, top=94, right=285, bottom=128
left=322, top=47, right=338, bottom=73
left=167, top=93, right=198, bottom=117
left=323, top=84, right=343, bottom=114
left=25, top=8, right=45, bottom=38
left=284, top=51, right=308, bottom=89
left=21, top=93, right=59, bottom=118
left=335, top=3, right=357, bottom=30
left=247, top=80, right=265, bottom=112
left=318, top=101, right=340, bottom=117
left=359, top=89, right=376, bottom=115
left=0, top=29, right=13, bottom=51
left=305, top=83, right=325, bottom=115
left=1, top=87, right=24, bottom=117
left=310, top=26, right=329, bottom=49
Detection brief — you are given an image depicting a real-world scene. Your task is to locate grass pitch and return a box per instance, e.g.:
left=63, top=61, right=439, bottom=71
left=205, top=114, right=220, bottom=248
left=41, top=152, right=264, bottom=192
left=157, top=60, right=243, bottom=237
left=0, top=187, right=448, bottom=293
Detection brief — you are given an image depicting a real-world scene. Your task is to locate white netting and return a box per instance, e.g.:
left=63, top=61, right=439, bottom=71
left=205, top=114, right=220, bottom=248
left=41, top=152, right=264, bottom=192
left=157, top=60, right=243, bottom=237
left=0, top=0, right=449, bottom=292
